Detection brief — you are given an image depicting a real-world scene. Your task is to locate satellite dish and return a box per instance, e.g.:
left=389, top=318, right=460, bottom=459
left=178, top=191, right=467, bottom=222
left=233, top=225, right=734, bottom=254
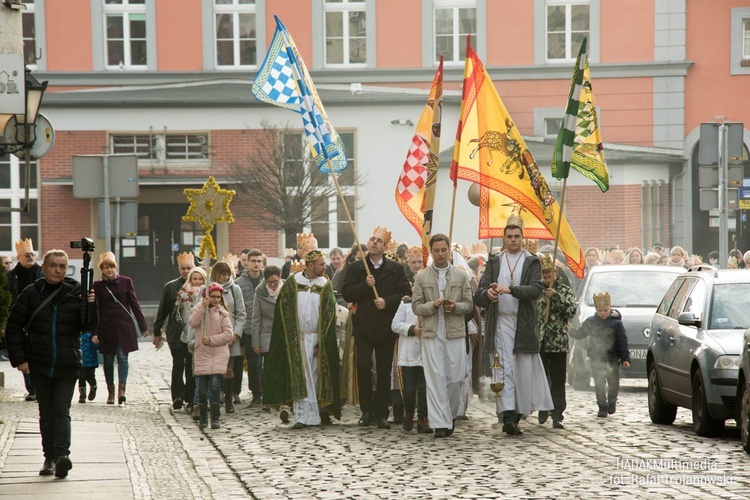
left=3, top=113, right=56, bottom=159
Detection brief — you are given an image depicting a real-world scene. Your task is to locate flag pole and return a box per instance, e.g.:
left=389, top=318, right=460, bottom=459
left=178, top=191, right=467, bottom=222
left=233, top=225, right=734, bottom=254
left=448, top=185, right=457, bottom=243
left=327, top=159, right=379, bottom=299
left=545, top=177, right=568, bottom=321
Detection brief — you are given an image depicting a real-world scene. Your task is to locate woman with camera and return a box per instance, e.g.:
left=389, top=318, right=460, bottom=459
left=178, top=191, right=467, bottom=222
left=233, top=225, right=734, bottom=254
left=92, top=252, right=149, bottom=404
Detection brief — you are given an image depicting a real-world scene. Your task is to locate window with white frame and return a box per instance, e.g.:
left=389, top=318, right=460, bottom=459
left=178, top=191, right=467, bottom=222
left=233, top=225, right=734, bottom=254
left=744, top=18, right=750, bottom=59
left=434, top=0, right=476, bottom=64
left=104, top=0, right=147, bottom=69
left=731, top=8, right=750, bottom=74
left=214, top=0, right=257, bottom=67
left=546, top=0, right=589, bottom=62
left=22, top=0, right=36, bottom=67
left=544, top=117, right=563, bottom=138
left=0, top=155, right=39, bottom=254
left=283, top=131, right=356, bottom=249
left=324, top=0, right=366, bottom=67
left=110, top=133, right=209, bottom=164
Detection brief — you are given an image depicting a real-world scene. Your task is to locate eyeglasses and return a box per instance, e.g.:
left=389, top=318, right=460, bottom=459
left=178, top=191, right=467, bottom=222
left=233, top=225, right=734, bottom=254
left=209, top=294, right=222, bottom=299
left=266, top=279, right=280, bottom=285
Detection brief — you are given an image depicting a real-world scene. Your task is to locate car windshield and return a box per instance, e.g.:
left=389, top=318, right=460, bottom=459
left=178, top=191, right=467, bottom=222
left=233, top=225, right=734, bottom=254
left=584, top=271, right=678, bottom=308
left=709, top=283, right=750, bottom=330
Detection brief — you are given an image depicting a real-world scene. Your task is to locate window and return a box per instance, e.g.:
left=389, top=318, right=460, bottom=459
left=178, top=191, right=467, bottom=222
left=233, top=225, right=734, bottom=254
left=104, top=0, right=147, bottom=69
left=110, top=133, right=209, bottom=164
left=0, top=154, right=39, bottom=254
left=324, top=0, right=366, bottom=67
left=544, top=117, right=563, bottom=138
left=732, top=8, right=750, bottom=74
left=283, top=131, right=356, bottom=249
left=434, top=0, right=476, bottom=63
left=546, top=0, right=589, bottom=62
left=22, top=0, right=36, bottom=67
left=214, top=0, right=257, bottom=67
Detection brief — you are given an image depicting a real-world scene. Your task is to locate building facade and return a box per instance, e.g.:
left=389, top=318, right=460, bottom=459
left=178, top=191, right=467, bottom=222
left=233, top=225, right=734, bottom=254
left=3, top=0, right=749, bottom=301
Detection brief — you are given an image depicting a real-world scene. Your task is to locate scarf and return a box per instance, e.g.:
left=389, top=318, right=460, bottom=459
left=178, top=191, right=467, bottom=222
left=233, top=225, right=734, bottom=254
left=267, top=282, right=281, bottom=299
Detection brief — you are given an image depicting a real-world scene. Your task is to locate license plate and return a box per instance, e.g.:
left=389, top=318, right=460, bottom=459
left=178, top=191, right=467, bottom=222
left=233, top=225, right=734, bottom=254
left=630, top=349, right=647, bottom=359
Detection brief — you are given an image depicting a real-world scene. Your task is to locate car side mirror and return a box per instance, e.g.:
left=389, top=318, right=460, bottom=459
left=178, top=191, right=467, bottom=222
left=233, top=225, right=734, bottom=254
left=678, top=311, right=701, bottom=327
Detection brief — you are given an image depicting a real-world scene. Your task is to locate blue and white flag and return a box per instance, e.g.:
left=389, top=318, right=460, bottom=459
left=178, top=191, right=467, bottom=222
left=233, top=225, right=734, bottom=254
left=252, top=16, right=347, bottom=173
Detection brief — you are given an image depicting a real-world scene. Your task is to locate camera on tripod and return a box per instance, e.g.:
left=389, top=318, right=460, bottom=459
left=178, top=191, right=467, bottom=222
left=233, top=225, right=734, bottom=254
left=70, top=237, right=95, bottom=252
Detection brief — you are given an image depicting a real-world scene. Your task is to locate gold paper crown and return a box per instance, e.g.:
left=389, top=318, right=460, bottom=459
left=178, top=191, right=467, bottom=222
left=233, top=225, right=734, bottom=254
left=222, top=253, right=239, bottom=274
left=539, top=254, right=555, bottom=273
left=407, top=245, right=422, bottom=258
left=471, top=242, right=487, bottom=255
left=452, top=242, right=464, bottom=254
left=290, top=259, right=306, bottom=273
left=305, top=249, right=325, bottom=263
left=177, top=252, right=194, bottom=266
left=99, top=251, right=117, bottom=267
left=593, top=292, right=611, bottom=308
left=386, top=238, right=399, bottom=254
left=296, top=233, right=315, bottom=247
left=372, top=226, right=392, bottom=245
left=506, top=213, right=525, bottom=229
left=15, top=238, right=34, bottom=255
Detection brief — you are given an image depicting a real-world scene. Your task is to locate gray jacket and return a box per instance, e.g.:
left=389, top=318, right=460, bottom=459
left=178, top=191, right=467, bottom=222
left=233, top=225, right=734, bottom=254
left=474, top=251, right=544, bottom=354
left=235, top=270, right=262, bottom=336
left=249, top=279, right=281, bottom=353
left=412, top=264, right=473, bottom=340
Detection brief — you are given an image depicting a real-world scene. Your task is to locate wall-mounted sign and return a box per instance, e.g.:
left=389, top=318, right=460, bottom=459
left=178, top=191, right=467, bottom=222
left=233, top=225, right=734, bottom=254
left=0, top=54, right=25, bottom=114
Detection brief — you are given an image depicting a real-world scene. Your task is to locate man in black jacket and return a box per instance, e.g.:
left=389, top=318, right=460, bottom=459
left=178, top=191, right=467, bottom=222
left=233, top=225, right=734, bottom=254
left=5, top=238, right=44, bottom=401
left=152, top=251, right=195, bottom=409
left=5, top=249, right=98, bottom=478
left=474, top=218, right=553, bottom=436
left=342, top=226, right=411, bottom=429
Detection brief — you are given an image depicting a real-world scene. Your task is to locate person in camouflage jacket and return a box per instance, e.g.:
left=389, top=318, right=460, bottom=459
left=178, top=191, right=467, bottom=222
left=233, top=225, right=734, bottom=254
left=536, top=256, right=577, bottom=428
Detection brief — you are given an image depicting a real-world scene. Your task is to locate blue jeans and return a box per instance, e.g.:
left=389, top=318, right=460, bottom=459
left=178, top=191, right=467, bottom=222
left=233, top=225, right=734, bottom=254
left=103, top=343, right=128, bottom=385
left=196, top=374, right=222, bottom=406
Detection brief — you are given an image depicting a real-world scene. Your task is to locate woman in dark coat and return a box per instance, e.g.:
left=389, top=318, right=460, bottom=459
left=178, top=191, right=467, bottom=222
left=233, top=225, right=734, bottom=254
left=92, top=252, right=148, bottom=404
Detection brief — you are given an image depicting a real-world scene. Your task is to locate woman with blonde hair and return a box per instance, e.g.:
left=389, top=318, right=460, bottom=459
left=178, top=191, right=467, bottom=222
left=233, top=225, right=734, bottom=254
left=624, top=248, right=645, bottom=265
left=92, top=252, right=149, bottom=404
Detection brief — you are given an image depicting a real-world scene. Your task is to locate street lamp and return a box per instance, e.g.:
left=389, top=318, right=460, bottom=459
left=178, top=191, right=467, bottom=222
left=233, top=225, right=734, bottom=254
left=12, top=69, right=48, bottom=145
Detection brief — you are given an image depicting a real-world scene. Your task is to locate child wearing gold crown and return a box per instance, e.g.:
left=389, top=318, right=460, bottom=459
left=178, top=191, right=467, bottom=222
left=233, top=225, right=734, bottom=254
left=570, top=292, right=631, bottom=417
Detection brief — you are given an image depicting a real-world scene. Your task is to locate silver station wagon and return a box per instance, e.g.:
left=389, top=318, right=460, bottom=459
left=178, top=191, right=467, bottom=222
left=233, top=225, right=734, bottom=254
left=568, top=264, right=684, bottom=390
left=648, top=265, right=750, bottom=437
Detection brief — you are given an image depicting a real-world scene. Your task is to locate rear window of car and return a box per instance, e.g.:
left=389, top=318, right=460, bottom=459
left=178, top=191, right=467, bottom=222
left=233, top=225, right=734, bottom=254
left=709, top=283, right=750, bottom=330
left=584, top=271, right=679, bottom=308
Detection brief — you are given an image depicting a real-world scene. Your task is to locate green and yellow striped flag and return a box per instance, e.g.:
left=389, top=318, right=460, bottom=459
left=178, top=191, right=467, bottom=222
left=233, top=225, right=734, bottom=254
left=551, top=37, right=609, bottom=192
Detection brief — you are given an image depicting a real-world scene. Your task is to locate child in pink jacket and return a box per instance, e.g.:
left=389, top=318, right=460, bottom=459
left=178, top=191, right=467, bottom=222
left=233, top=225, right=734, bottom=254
left=189, top=284, right=234, bottom=429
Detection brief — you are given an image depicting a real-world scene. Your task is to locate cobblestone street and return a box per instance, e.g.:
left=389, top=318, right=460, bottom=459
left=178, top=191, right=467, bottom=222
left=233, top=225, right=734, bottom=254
left=2, top=343, right=749, bottom=498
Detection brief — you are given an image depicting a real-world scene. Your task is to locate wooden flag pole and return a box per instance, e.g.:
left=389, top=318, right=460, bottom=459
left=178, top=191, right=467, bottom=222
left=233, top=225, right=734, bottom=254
left=448, top=185, right=457, bottom=243
left=327, top=159, right=379, bottom=299
left=545, top=177, right=568, bottom=322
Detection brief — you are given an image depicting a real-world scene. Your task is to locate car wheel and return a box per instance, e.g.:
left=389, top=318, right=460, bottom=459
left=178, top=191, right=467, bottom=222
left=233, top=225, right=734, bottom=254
left=691, top=370, right=725, bottom=437
left=648, top=361, right=676, bottom=425
left=741, top=383, right=750, bottom=453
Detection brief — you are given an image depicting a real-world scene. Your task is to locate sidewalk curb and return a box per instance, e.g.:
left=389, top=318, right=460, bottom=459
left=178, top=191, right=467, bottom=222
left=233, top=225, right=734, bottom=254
left=0, top=417, right=18, bottom=475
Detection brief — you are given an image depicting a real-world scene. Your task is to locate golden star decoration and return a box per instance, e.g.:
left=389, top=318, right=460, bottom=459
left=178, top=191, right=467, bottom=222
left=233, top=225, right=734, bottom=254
left=183, top=176, right=235, bottom=260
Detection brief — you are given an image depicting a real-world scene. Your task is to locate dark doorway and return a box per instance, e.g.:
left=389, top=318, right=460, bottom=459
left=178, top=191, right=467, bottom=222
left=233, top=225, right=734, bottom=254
left=119, top=204, right=213, bottom=303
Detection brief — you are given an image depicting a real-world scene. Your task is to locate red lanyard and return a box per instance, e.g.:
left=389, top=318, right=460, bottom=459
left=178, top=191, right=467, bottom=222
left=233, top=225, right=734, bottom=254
left=505, top=252, right=522, bottom=285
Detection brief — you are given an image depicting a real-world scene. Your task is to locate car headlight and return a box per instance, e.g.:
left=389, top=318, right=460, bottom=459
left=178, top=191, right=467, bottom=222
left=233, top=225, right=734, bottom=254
left=713, top=356, right=740, bottom=369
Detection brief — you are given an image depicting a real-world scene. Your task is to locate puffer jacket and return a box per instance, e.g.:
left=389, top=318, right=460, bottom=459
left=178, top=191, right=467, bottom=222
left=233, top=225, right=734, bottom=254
left=188, top=302, right=234, bottom=376
left=5, top=277, right=99, bottom=379
left=199, top=280, right=246, bottom=356
left=571, top=309, right=630, bottom=364
left=411, top=264, right=474, bottom=340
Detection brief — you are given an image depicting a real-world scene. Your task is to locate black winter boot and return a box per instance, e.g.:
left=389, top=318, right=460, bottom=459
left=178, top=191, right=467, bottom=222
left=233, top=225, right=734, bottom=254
left=211, top=403, right=222, bottom=429
left=224, top=379, right=235, bottom=414
left=199, top=405, right=208, bottom=429
left=597, top=404, right=608, bottom=418
left=78, top=387, right=86, bottom=403
left=502, top=410, right=523, bottom=435
left=392, top=404, right=404, bottom=424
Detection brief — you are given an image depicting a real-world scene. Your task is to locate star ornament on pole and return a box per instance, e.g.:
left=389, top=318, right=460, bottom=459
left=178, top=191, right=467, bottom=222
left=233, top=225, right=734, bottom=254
left=183, top=176, right=235, bottom=260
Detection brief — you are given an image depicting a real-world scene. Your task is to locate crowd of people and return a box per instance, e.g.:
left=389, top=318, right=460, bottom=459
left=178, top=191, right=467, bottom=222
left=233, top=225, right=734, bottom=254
left=1, top=226, right=747, bottom=479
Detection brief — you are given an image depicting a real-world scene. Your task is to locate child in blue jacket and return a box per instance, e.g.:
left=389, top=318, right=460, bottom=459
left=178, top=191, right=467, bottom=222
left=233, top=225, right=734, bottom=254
left=78, top=332, right=99, bottom=403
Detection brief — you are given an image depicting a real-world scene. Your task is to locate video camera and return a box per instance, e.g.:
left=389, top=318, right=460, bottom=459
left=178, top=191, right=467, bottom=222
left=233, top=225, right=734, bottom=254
left=70, top=237, right=95, bottom=253
left=70, top=237, right=96, bottom=323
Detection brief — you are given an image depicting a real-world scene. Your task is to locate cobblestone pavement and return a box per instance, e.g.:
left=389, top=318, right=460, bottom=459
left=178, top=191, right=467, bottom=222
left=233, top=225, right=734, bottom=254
left=3, top=345, right=750, bottom=499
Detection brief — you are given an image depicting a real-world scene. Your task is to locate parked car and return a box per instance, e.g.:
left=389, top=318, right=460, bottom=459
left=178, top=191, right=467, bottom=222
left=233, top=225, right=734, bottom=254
left=737, top=329, right=750, bottom=453
left=648, top=265, right=750, bottom=437
left=568, top=264, right=684, bottom=390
